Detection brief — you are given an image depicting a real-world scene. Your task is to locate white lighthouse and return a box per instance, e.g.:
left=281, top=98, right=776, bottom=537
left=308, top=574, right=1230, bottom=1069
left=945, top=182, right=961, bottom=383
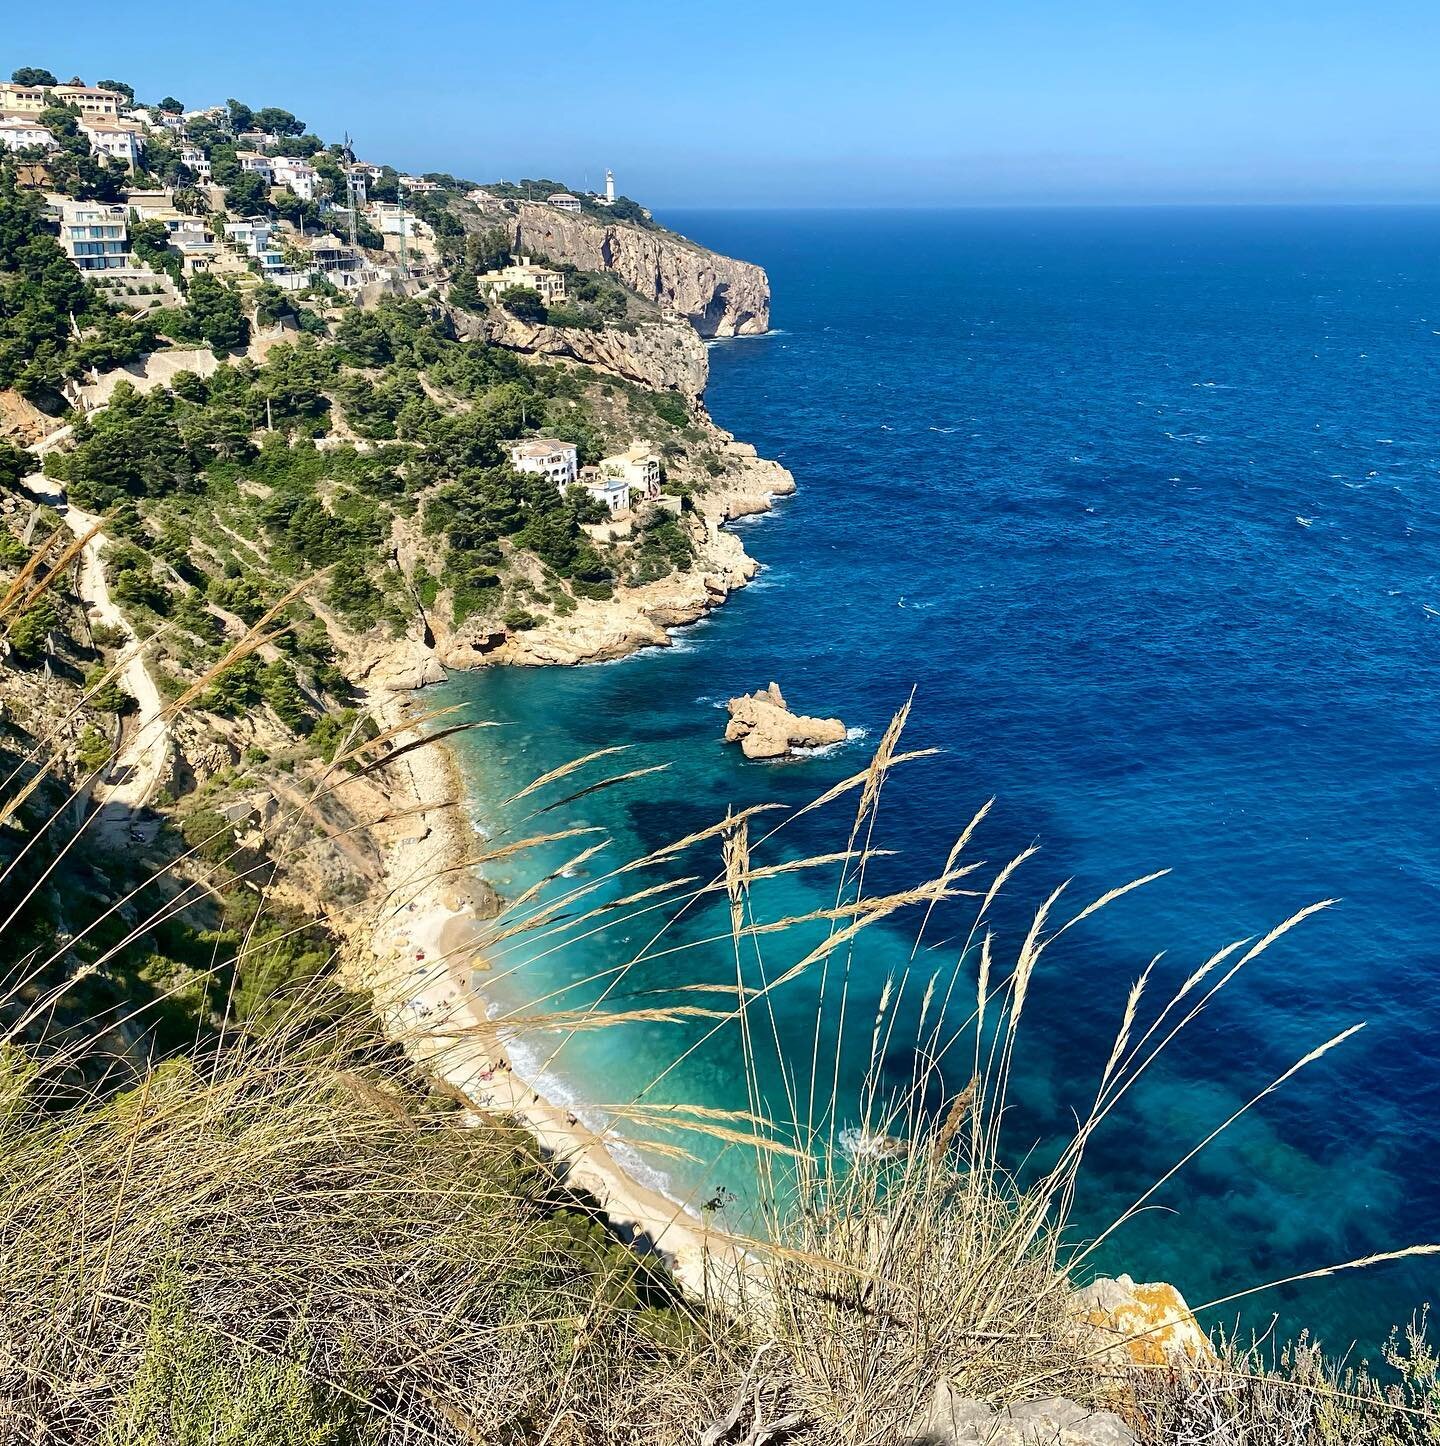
left=604, top=168, right=616, bottom=204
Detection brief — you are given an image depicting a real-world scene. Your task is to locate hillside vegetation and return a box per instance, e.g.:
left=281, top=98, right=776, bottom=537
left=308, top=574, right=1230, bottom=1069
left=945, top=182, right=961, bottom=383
left=2, top=63, right=1437, bottom=1446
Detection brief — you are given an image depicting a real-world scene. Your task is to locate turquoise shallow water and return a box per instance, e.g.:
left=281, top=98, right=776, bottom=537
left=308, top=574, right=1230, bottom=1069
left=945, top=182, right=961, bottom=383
left=438, top=207, right=1440, bottom=1354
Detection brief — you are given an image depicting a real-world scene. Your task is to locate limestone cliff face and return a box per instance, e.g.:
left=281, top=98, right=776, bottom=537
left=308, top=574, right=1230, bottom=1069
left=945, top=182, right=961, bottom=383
left=462, top=312, right=710, bottom=400
left=510, top=203, right=770, bottom=338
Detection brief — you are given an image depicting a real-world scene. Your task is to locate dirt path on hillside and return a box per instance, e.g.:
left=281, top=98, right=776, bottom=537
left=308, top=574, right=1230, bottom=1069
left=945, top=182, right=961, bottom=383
left=21, top=471, right=171, bottom=843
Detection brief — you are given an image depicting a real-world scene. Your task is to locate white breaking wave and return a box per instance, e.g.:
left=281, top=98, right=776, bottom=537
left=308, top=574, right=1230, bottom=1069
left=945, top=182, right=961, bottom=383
left=793, top=725, right=869, bottom=759
left=502, top=1029, right=695, bottom=1211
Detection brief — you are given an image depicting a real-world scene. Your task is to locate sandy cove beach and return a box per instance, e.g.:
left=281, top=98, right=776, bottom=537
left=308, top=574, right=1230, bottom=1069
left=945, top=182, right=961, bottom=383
left=355, top=696, right=749, bottom=1302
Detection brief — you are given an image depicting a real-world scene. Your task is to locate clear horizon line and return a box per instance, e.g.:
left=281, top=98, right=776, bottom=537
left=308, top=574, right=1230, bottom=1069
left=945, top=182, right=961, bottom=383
left=654, top=198, right=1440, bottom=212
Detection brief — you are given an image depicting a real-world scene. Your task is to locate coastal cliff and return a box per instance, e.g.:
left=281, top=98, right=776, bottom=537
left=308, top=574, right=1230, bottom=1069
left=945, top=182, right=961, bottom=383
left=469, top=311, right=710, bottom=400
left=509, top=201, right=770, bottom=337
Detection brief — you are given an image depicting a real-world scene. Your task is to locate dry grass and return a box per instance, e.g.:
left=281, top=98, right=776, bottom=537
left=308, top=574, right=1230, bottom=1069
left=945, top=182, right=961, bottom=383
left=1, top=547, right=1437, bottom=1443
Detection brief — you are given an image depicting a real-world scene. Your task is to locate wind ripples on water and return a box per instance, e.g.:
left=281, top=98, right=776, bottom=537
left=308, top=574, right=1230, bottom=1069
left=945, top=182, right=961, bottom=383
left=442, top=206, right=1440, bottom=1353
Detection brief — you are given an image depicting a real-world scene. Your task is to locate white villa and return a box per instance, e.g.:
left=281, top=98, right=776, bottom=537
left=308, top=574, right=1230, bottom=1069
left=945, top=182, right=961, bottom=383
left=179, top=143, right=211, bottom=179
left=596, top=442, right=663, bottom=504
left=81, top=120, right=144, bottom=168
left=223, top=218, right=290, bottom=281
left=548, top=192, right=581, bottom=213
left=271, top=157, right=318, bottom=200
left=508, top=436, right=664, bottom=515
left=236, top=151, right=275, bottom=182
left=0, top=118, right=55, bottom=152
left=341, top=165, right=369, bottom=204
left=479, top=258, right=567, bottom=307
left=575, top=467, right=631, bottom=515
left=162, top=215, right=219, bottom=267
left=58, top=201, right=129, bottom=271
left=508, top=439, right=578, bottom=490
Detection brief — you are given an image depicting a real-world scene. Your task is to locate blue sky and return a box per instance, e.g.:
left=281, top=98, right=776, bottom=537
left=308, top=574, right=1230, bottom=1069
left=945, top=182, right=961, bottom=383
left=7, top=1, right=1438, bottom=206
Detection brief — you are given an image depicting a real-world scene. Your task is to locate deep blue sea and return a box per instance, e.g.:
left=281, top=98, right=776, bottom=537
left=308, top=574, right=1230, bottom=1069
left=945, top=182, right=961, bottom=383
left=439, top=207, right=1440, bottom=1355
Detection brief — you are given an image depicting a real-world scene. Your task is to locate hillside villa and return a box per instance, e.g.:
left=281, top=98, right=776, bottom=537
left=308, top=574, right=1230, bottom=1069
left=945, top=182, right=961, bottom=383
left=271, top=157, right=318, bottom=200
left=178, top=143, right=211, bottom=179
left=548, top=192, right=582, bottom=213
left=575, top=466, right=631, bottom=515
left=80, top=120, right=144, bottom=169
left=508, top=439, right=579, bottom=490
left=479, top=258, right=567, bottom=307
left=237, top=151, right=274, bottom=182
left=0, top=118, right=56, bottom=153
left=596, top=442, right=663, bottom=504
left=0, top=82, right=47, bottom=114
left=57, top=200, right=129, bottom=271
left=51, top=84, right=127, bottom=118
left=508, top=438, right=666, bottom=517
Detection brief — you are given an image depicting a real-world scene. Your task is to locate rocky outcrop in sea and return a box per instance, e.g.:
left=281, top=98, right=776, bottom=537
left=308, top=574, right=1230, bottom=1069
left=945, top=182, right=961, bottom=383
left=724, top=683, right=846, bottom=759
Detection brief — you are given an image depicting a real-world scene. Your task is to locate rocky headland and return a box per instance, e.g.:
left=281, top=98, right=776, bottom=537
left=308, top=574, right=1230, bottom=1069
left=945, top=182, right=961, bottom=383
left=505, top=200, right=770, bottom=337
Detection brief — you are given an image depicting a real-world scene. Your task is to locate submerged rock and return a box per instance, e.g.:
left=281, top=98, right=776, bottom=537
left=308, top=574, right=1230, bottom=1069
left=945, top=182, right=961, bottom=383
left=724, top=682, right=846, bottom=760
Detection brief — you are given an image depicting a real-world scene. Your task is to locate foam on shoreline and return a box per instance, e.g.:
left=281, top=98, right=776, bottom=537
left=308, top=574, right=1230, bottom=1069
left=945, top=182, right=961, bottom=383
left=357, top=698, right=746, bottom=1298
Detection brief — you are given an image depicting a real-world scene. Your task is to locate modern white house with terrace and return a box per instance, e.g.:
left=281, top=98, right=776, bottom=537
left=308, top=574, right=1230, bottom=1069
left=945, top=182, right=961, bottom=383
left=236, top=151, right=275, bottom=182
left=58, top=201, right=129, bottom=271
left=271, top=157, right=318, bottom=200
left=81, top=120, right=144, bottom=169
left=179, top=143, right=211, bottom=179
left=575, top=466, right=632, bottom=516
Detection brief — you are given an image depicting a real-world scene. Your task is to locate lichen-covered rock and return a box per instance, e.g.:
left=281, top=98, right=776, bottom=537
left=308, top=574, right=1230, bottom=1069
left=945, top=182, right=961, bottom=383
left=1073, top=1273, right=1214, bottom=1370
left=510, top=203, right=770, bottom=336
left=724, top=682, right=846, bottom=760
left=905, top=1382, right=1137, bottom=1445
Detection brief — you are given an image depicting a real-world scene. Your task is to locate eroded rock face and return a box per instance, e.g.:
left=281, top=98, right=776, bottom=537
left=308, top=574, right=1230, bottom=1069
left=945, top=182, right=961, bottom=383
left=474, top=312, right=709, bottom=400
left=905, top=1383, right=1137, bottom=1445
left=724, top=682, right=846, bottom=760
left=351, top=635, right=449, bottom=694
left=1073, top=1274, right=1214, bottom=1370
left=510, top=203, right=770, bottom=337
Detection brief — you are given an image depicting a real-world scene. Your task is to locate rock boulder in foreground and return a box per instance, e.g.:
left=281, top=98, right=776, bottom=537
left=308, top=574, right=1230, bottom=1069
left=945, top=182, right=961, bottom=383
left=903, top=1385, right=1137, bottom=1444
left=724, top=683, right=846, bottom=760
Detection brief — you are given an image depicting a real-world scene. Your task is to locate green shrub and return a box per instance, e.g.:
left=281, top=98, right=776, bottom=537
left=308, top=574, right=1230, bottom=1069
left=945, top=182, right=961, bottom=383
left=651, top=391, right=689, bottom=428
left=108, top=1272, right=355, bottom=1446
left=326, top=558, right=383, bottom=631
left=179, top=806, right=239, bottom=866
left=6, top=595, right=60, bottom=663
left=75, top=725, right=112, bottom=774
left=83, top=665, right=136, bottom=716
